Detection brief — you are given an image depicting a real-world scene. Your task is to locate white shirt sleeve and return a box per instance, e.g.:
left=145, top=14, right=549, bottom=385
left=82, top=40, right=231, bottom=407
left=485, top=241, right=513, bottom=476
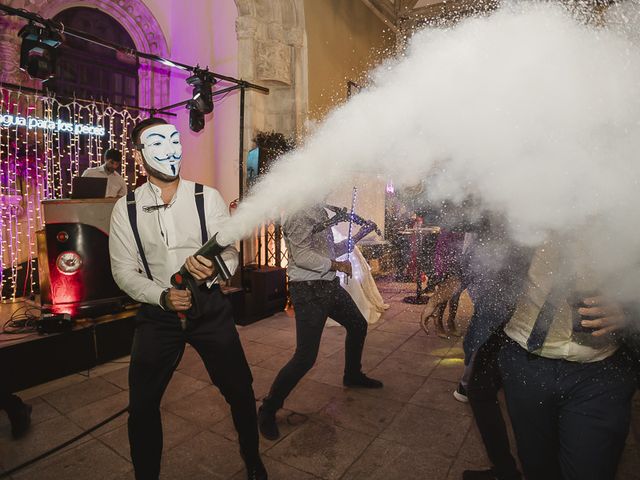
left=109, top=197, right=164, bottom=305
left=115, top=174, right=128, bottom=197
left=206, top=187, right=239, bottom=278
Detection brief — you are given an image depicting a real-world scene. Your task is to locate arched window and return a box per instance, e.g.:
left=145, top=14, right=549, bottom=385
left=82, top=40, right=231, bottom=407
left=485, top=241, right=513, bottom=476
left=48, top=7, right=139, bottom=106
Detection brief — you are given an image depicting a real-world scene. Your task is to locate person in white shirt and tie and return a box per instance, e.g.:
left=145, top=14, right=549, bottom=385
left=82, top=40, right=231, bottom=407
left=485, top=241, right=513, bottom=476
left=498, top=235, right=637, bottom=480
left=109, top=117, right=267, bottom=480
left=82, top=148, right=128, bottom=197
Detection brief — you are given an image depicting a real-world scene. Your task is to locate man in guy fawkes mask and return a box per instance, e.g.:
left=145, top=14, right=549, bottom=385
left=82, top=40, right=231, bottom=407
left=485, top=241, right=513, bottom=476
left=109, top=117, right=267, bottom=480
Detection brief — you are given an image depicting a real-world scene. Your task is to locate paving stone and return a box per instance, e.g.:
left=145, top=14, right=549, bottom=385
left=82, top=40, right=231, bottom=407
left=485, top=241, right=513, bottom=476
left=314, top=389, right=404, bottom=436
left=160, top=430, right=245, bottom=479
left=317, top=337, right=345, bottom=357
left=378, top=348, right=441, bottom=377
left=457, top=422, right=492, bottom=464
left=324, top=344, right=389, bottom=374
left=163, top=385, right=230, bottom=430
left=97, top=424, right=131, bottom=462
left=42, top=377, right=122, bottom=414
left=67, top=390, right=129, bottom=436
left=100, top=365, right=131, bottom=390
left=229, top=456, right=319, bottom=479
left=306, top=357, right=345, bottom=388
left=267, top=420, right=373, bottom=480
left=211, top=404, right=306, bottom=452
left=0, top=414, right=87, bottom=470
left=253, top=328, right=297, bottom=350
left=399, top=332, right=455, bottom=357
left=285, top=378, right=345, bottom=414
left=409, top=378, right=471, bottom=417
left=360, top=346, right=392, bottom=372
left=160, top=371, right=209, bottom=406
left=0, top=396, right=61, bottom=434
left=363, top=330, right=410, bottom=353
left=342, top=437, right=453, bottom=480
left=428, top=357, right=465, bottom=384
left=250, top=364, right=281, bottom=399
left=375, top=318, right=421, bottom=336
left=12, top=439, right=132, bottom=480
left=257, top=348, right=295, bottom=372
left=380, top=404, right=472, bottom=459
left=359, top=360, right=427, bottom=403
left=17, top=373, right=88, bottom=401
left=237, top=324, right=283, bottom=342
left=97, top=408, right=204, bottom=465
left=240, top=340, right=288, bottom=366
left=446, top=456, right=494, bottom=480
left=253, top=314, right=295, bottom=331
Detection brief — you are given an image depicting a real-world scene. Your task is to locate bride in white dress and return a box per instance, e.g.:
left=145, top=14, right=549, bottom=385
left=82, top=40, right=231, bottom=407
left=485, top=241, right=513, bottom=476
left=328, top=228, right=389, bottom=326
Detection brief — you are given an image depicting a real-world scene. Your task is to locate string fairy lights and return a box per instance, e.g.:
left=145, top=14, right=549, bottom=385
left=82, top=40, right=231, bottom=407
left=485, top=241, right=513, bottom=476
left=0, top=85, right=144, bottom=301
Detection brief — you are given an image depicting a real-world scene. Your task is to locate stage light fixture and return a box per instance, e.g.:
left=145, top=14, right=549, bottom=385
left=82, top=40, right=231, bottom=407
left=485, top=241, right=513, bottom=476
left=185, top=69, right=214, bottom=132
left=186, top=70, right=214, bottom=114
left=18, top=23, right=64, bottom=80
left=189, top=109, right=205, bottom=133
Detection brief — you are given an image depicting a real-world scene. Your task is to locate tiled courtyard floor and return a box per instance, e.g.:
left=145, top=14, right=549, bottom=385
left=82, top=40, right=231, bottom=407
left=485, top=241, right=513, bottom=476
left=1, top=281, right=639, bottom=479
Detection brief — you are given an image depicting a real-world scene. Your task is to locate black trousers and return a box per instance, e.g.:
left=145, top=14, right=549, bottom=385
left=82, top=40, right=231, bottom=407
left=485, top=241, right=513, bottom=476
left=128, top=287, right=258, bottom=480
left=498, top=339, right=637, bottom=480
left=466, top=334, right=521, bottom=480
left=263, top=278, right=368, bottom=411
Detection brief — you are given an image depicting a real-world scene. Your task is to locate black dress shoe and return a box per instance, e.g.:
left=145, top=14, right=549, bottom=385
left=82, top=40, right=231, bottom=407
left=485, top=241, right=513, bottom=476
left=8, top=402, right=32, bottom=439
left=246, top=459, right=268, bottom=480
left=343, top=372, right=383, bottom=389
left=258, top=405, right=280, bottom=441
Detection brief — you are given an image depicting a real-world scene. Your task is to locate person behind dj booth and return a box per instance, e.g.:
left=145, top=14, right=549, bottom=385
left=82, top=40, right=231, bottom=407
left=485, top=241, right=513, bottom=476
left=258, top=203, right=383, bottom=440
left=82, top=148, right=128, bottom=197
left=108, top=117, right=267, bottom=480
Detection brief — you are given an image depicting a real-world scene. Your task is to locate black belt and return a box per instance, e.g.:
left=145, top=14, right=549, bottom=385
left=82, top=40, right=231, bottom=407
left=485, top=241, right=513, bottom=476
left=291, top=277, right=340, bottom=287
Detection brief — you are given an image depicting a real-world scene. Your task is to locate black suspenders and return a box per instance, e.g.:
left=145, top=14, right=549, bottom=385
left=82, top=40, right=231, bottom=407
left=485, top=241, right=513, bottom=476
left=126, top=183, right=208, bottom=280
left=194, top=183, right=208, bottom=244
left=127, top=191, right=153, bottom=280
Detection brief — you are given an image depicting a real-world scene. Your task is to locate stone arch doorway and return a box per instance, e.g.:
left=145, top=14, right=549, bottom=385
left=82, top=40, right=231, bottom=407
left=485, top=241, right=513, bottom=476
left=0, top=0, right=170, bottom=110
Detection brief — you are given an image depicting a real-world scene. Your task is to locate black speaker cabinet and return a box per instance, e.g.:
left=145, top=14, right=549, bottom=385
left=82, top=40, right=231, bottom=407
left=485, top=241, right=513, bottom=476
left=39, top=198, right=128, bottom=316
left=238, top=265, right=287, bottom=325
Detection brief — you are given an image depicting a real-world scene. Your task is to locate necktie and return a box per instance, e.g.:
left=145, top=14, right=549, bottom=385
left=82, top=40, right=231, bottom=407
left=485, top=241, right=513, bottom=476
left=526, top=279, right=567, bottom=353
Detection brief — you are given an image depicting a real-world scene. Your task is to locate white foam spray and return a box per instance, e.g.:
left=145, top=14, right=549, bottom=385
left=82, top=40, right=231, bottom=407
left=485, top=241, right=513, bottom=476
left=219, top=1, right=640, bottom=300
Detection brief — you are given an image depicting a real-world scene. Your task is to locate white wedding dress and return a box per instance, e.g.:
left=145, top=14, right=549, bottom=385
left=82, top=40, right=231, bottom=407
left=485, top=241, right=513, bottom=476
left=328, top=229, right=389, bottom=326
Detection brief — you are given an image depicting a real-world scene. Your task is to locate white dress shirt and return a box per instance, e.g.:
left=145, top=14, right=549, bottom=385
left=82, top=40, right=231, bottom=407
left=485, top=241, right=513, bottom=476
left=109, top=179, right=239, bottom=307
left=82, top=164, right=128, bottom=197
left=504, top=241, right=618, bottom=363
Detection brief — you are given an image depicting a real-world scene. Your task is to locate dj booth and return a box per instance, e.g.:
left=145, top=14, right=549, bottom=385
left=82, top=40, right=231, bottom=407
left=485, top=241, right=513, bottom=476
left=37, top=198, right=127, bottom=316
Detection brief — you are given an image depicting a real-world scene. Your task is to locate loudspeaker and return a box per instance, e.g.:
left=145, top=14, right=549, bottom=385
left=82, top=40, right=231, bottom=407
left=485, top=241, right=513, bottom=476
left=238, top=265, right=287, bottom=325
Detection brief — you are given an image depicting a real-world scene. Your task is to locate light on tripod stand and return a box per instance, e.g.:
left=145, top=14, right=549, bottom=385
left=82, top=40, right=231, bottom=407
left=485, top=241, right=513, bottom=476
left=18, top=23, right=64, bottom=80
left=186, top=69, right=214, bottom=132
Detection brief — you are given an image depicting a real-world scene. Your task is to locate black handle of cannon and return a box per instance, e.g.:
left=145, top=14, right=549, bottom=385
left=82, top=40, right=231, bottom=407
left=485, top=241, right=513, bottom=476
left=170, top=232, right=232, bottom=288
